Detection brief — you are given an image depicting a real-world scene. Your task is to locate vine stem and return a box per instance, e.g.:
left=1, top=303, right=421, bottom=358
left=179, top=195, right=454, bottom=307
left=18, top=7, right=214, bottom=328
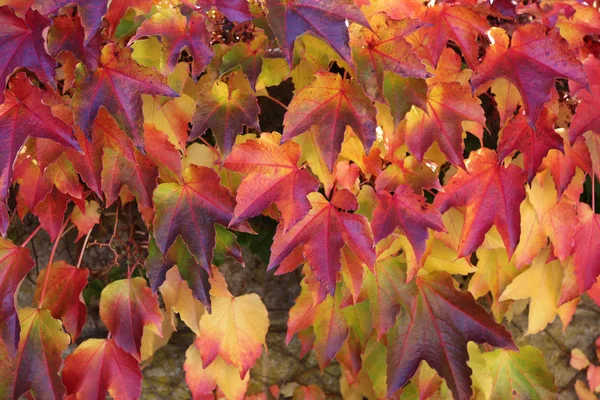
left=20, top=224, right=43, bottom=247
left=76, top=229, right=93, bottom=268
left=38, top=216, right=71, bottom=307
left=263, top=94, right=288, bottom=111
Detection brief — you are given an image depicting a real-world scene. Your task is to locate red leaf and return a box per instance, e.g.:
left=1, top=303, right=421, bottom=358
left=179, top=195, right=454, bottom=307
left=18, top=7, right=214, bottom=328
left=434, top=148, right=526, bottom=258
left=0, top=7, right=56, bottom=103
left=387, top=272, right=515, bottom=400
left=224, top=135, right=319, bottom=230
left=103, top=0, right=153, bottom=38
left=574, top=203, right=600, bottom=292
left=153, top=165, right=250, bottom=274
left=471, top=24, right=587, bottom=125
left=0, top=73, right=79, bottom=202
left=34, top=261, right=88, bottom=340
left=129, top=8, right=213, bottom=78
left=570, top=56, right=600, bottom=142
left=269, top=191, right=375, bottom=293
left=72, top=44, right=178, bottom=149
left=99, top=277, right=163, bottom=360
left=190, top=81, right=260, bottom=157
left=46, top=14, right=101, bottom=70
left=0, top=239, right=34, bottom=356
left=32, top=189, right=68, bottom=242
left=265, top=0, right=369, bottom=66
left=372, top=185, right=445, bottom=266
left=282, top=72, right=377, bottom=170
left=497, top=96, right=563, bottom=182
left=62, top=338, right=142, bottom=400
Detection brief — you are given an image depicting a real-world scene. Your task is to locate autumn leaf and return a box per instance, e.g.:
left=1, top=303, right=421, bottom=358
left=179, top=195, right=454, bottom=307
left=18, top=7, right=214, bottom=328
left=9, top=308, right=70, bottom=400
left=129, top=8, right=213, bottom=78
left=196, top=0, right=253, bottom=22
left=434, top=148, right=526, bottom=258
left=72, top=43, right=178, bottom=148
left=160, top=267, right=205, bottom=335
left=189, top=81, right=260, bottom=157
left=349, top=12, right=427, bottom=100
left=269, top=190, right=375, bottom=293
left=313, top=291, right=349, bottom=369
left=147, top=237, right=212, bottom=311
left=0, top=239, right=34, bottom=356
left=62, top=338, right=142, bottom=400
left=224, top=135, right=319, bottom=230
left=569, top=55, right=600, bottom=142
left=282, top=72, right=377, bottom=170
left=573, top=203, right=600, bottom=292
left=45, top=14, right=101, bottom=70
left=196, top=285, right=269, bottom=377
left=386, top=271, right=515, bottom=400
left=264, top=0, right=369, bottom=66
left=0, top=73, right=79, bottom=203
left=478, top=345, right=558, bottom=399
left=471, top=24, right=587, bottom=125
left=220, top=33, right=271, bottom=90
left=71, top=200, right=101, bottom=241
left=184, top=345, right=249, bottom=400
left=153, top=165, right=250, bottom=274
left=33, top=0, right=108, bottom=45
left=0, top=7, right=56, bottom=103
left=34, top=261, right=88, bottom=340
left=420, top=4, right=491, bottom=68
left=500, top=249, right=563, bottom=334
left=372, top=185, right=444, bottom=267
left=99, top=277, right=163, bottom=360
left=403, top=81, right=485, bottom=166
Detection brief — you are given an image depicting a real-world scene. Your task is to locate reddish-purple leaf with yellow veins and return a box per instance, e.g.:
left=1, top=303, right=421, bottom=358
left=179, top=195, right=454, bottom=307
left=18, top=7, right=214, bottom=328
left=265, top=0, right=369, bottom=66
left=434, top=148, right=526, bottom=258
left=129, top=8, right=213, bottom=78
left=33, top=261, right=88, bottom=340
left=0, top=73, right=79, bottom=202
left=196, top=284, right=269, bottom=378
left=387, top=271, right=515, bottom=400
left=220, top=33, right=271, bottom=90
left=350, top=13, right=428, bottom=101
left=190, top=81, right=260, bottom=157
left=471, top=25, right=587, bottom=125
left=153, top=165, right=251, bottom=274
left=196, top=0, right=252, bottom=22
left=372, top=185, right=444, bottom=267
left=0, top=7, right=56, bottom=103
left=62, top=338, right=142, bottom=400
left=224, top=135, right=319, bottom=231
left=11, top=308, right=70, bottom=400
left=403, top=82, right=485, bottom=167
left=282, top=72, right=377, bottom=170
left=72, top=44, right=178, bottom=149
left=0, top=238, right=34, bottom=356
left=574, top=203, right=600, bottom=292
left=420, top=4, right=491, bottom=69
left=498, top=91, right=564, bottom=181
left=33, top=0, right=108, bottom=45
left=269, top=190, right=375, bottom=294
left=99, top=277, right=163, bottom=360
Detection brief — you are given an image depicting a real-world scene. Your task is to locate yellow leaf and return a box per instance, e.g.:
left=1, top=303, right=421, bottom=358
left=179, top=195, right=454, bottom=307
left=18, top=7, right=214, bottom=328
left=141, top=310, right=174, bottom=362
left=294, top=127, right=335, bottom=194
left=499, top=249, right=563, bottom=334
left=184, top=345, right=249, bottom=400
left=143, top=94, right=195, bottom=152
left=197, top=290, right=269, bottom=377
left=423, top=239, right=476, bottom=276
left=159, top=267, right=205, bottom=335
left=513, top=198, right=546, bottom=269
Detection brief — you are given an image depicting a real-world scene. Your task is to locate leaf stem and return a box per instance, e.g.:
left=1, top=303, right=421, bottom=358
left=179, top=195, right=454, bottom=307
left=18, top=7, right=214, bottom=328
left=20, top=224, right=43, bottom=247
left=38, top=216, right=71, bottom=307
left=76, top=229, right=93, bottom=268
left=262, top=94, right=288, bottom=111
